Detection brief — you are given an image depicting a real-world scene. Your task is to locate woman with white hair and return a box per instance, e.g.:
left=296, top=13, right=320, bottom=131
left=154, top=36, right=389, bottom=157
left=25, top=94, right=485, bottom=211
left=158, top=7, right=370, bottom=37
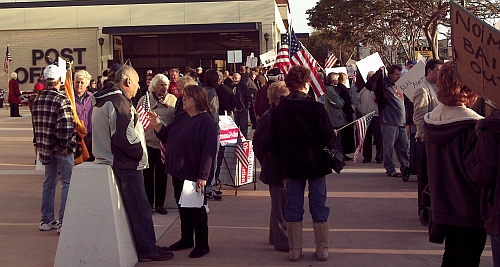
left=74, top=70, right=94, bottom=161
left=138, top=74, right=177, bottom=214
left=8, top=72, right=22, bottom=117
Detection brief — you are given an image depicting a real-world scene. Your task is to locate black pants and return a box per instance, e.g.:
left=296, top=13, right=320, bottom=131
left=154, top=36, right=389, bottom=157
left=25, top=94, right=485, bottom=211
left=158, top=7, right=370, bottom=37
left=84, top=133, right=94, bottom=161
left=172, top=177, right=209, bottom=249
left=10, top=103, right=20, bottom=117
left=144, top=146, right=167, bottom=208
left=441, top=225, right=487, bottom=267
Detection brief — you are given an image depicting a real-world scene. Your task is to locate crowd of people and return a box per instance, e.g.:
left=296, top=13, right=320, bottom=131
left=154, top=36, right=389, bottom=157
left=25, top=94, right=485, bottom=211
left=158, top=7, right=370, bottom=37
left=20, top=57, right=500, bottom=266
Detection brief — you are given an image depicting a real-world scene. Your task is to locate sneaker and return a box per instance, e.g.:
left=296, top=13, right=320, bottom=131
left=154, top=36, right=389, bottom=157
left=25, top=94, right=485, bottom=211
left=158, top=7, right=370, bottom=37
left=206, top=191, right=222, bottom=201
left=204, top=204, right=210, bottom=214
left=138, top=246, right=174, bottom=262
left=39, top=220, right=60, bottom=231
left=214, top=190, right=222, bottom=196
left=57, top=224, right=62, bottom=234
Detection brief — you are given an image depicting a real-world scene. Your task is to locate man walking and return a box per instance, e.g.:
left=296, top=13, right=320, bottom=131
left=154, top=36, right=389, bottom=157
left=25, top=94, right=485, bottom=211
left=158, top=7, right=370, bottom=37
left=33, top=65, right=76, bottom=234
left=92, top=65, right=174, bottom=262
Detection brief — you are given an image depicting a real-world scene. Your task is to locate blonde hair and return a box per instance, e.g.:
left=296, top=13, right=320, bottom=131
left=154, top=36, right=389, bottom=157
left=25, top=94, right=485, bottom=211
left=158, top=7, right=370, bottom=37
left=267, top=81, right=289, bottom=107
left=177, top=75, right=197, bottom=93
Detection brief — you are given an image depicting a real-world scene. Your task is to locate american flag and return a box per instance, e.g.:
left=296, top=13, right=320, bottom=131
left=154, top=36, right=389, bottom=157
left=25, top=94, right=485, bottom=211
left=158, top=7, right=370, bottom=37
left=137, top=93, right=151, bottom=130
left=235, top=131, right=249, bottom=168
left=274, top=33, right=290, bottom=75
left=288, top=28, right=327, bottom=97
left=160, top=122, right=167, bottom=164
left=3, top=45, right=12, bottom=73
left=353, top=111, right=375, bottom=162
left=324, top=52, right=337, bottom=69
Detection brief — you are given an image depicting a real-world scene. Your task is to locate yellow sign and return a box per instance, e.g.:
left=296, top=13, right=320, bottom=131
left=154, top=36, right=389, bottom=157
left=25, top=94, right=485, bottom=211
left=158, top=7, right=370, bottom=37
left=414, top=47, right=434, bottom=60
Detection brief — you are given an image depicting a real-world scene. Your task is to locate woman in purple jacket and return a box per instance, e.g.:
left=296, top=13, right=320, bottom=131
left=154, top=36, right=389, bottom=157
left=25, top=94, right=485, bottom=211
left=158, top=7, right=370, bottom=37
left=74, top=70, right=94, bottom=161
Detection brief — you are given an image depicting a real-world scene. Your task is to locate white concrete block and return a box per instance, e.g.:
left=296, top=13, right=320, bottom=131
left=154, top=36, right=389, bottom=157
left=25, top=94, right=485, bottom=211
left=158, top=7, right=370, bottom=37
left=54, top=163, right=137, bottom=267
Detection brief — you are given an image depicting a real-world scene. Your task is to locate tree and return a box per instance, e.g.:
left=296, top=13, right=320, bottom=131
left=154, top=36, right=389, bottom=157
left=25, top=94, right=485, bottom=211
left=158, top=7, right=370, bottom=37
left=307, top=0, right=500, bottom=61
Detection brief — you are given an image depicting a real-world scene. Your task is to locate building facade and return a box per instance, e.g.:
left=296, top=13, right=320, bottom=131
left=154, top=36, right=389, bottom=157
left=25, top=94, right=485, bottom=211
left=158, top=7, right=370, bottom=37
left=0, top=0, right=287, bottom=92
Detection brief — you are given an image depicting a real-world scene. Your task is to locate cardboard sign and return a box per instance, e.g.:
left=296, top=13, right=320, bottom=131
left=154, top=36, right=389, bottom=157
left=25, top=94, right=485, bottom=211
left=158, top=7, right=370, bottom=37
left=246, top=53, right=258, bottom=68
left=218, top=141, right=254, bottom=187
left=237, top=140, right=254, bottom=186
left=416, top=53, right=427, bottom=63
left=356, top=52, right=385, bottom=82
left=259, top=50, right=277, bottom=67
left=218, top=115, right=242, bottom=145
left=395, top=61, right=426, bottom=101
left=325, top=67, right=351, bottom=88
left=451, top=1, right=500, bottom=108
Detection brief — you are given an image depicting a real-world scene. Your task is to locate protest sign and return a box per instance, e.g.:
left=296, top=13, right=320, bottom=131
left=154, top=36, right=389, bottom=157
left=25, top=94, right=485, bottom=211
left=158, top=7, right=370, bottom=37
left=259, top=50, right=277, bottom=67
left=451, top=1, right=500, bottom=108
left=395, top=61, right=426, bottom=101
left=414, top=47, right=434, bottom=61
left=416, top=53, right=427, bottom=63
left=325, top=67, right=351, bottom=88
left=218, top=115, right=241, bottom=146
left=246, top=52, right=258, bottom=68
left=356, top=52, right=385, bottom=82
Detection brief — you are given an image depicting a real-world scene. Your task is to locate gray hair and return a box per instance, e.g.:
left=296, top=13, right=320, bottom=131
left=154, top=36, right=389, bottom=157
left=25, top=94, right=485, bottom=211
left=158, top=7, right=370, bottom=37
left=148, top=74, right=170, bottom=92
left=74, top=70, right=92, bottom=86
left=115, top=65, right=136, bottom=83
left=177, top=75, right=197, bottom=91
left=10, top=72, right=17, bottom=80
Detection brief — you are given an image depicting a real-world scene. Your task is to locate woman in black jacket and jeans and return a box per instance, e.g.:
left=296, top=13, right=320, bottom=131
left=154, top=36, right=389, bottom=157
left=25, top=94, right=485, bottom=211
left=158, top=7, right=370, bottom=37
left=268, top=66, right=336, bottom=262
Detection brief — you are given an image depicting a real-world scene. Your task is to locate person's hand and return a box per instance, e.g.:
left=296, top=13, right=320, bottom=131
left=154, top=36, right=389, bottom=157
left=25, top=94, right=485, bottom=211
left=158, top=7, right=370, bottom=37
left=196, top=179, right=207, bottom=193
left=58, top=148, right=68, bottom=157
left=148, top=111, right=162, bottom=132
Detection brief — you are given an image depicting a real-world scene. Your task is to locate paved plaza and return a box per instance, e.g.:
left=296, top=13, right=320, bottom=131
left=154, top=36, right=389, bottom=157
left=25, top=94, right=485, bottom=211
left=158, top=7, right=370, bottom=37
left=0, top=105, right=493, bottom=267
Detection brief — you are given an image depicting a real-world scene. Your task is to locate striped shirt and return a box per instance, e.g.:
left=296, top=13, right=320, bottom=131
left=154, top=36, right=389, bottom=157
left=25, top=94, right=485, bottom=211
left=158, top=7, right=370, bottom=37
left=32, top=87, right=76, bottom=164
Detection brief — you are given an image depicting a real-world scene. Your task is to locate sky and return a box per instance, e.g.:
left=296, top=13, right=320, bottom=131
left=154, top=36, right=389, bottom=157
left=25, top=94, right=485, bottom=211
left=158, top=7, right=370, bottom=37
left=288, top=0, right=315, bottom=33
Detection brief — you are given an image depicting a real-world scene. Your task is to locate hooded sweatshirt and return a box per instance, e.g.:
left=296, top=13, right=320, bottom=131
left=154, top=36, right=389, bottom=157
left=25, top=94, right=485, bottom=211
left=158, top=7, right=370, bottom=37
left=473, top=111, right=500, bottom=235
left=268, top=91, right=335, bottom=180
left=424, top=103, right=483, bottom=227
left=91, top=82, right=148, bottom=170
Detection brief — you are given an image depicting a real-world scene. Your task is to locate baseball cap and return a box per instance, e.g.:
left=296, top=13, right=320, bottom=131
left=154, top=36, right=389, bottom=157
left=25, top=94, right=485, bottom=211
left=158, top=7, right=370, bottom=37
left=407, top=60, right=417, bottom=65
left=109, top=63, right=122, bottom=73
left=43, top=65, right=62, bottom=81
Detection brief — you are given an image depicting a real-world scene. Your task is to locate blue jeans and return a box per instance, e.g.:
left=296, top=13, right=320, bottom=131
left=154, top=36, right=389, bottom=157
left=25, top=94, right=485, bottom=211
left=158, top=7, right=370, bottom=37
left=285, top=176, right=329, bottom=223
left=113, top=169, right=158, bottom=258
left=492, top=235, right=500, bottom=267
left=381, top=123, right=409, bottom=174
left=234, top=109, right=249, bottom=139
left=41, top=153, right=74, bottom=223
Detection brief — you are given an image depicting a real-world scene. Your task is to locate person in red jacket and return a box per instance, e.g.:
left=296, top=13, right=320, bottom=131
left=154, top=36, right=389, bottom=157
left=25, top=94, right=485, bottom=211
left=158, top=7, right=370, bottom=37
left=8, top=72, right=22, bottom=117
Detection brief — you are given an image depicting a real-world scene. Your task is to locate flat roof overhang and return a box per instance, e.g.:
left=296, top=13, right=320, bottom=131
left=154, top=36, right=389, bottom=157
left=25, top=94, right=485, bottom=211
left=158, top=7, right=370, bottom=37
left=102, top=22, right=260, bottom=35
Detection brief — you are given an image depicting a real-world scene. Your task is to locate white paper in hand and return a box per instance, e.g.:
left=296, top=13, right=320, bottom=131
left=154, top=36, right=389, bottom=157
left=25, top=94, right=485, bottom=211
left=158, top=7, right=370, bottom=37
left=179, top=180, right=204, bottom=208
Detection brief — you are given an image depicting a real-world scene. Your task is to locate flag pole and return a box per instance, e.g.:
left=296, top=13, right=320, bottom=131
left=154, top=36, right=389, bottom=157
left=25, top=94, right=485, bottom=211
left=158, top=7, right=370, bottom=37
left=336, top=111, right=375, bottom=132
left=298, top=40, right=326, bottom=73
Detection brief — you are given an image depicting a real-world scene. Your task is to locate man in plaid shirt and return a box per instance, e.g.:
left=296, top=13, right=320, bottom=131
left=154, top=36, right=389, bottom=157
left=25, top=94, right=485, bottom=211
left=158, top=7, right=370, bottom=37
left=32, top=65, right=76, bottom=234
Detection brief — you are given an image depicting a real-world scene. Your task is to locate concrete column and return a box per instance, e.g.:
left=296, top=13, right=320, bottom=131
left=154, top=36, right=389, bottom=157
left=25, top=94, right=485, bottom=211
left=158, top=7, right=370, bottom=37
left=54, top=163, right=137, bottom=267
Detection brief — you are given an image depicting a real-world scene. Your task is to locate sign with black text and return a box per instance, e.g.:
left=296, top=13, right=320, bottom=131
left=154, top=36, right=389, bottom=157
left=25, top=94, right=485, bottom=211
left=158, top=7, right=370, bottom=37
left=451, top=1, right=500, bottom=108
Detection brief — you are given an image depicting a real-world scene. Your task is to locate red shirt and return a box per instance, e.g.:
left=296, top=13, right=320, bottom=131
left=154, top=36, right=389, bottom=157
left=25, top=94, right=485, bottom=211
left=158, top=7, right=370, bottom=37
left=168, top=82, right=179, bottom=98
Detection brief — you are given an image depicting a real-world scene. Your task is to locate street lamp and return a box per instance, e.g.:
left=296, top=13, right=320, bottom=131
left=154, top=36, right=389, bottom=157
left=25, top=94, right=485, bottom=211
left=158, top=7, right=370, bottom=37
left=98, top=37, right=104, bottom=73
left=264, top=32, right=270, bottom=52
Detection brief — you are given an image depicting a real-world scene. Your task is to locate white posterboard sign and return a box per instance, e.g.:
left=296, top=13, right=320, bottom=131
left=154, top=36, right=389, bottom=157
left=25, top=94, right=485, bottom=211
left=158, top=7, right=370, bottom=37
left=325, top=67, right=350, bottom=88
left=356, top=52, right=385, bottom=82
left=218, top=141, right=254, bottom=187
left=416, top=53, right=427, bottom=63
left=259, top=50, right=277, bottom=67
left=58, top=57, right=67, bottom=85
left=395, top=60, right=426, bottom=101
left=246, top=54, right=258, bottom=68
left=218, top=115, right=242, bottom=146
left=227, top=50, right=243, bottom=64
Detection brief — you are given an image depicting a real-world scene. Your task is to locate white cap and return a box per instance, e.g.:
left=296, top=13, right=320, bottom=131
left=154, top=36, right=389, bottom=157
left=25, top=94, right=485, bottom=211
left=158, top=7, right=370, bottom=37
left=43, top=65, right=62, bottom=81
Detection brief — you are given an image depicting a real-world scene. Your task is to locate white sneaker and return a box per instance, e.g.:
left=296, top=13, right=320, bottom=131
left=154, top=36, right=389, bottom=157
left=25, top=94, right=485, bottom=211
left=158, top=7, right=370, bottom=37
left=39, top=220, right=60, bottom=231
left=204, top=204, right=210, bottom=214
left=57, top=224, right=62, bottom=234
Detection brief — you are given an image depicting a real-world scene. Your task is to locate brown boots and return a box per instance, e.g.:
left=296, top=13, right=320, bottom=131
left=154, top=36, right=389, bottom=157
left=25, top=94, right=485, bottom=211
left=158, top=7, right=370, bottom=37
left=313, top=222, right=329, bottom=261
left=286, top=221, right=303, bottom=261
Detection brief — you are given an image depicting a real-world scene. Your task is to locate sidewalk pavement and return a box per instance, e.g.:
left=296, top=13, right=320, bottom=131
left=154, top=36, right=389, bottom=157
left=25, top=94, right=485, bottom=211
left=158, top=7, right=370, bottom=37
left=0, top=105, right=494, bottom=267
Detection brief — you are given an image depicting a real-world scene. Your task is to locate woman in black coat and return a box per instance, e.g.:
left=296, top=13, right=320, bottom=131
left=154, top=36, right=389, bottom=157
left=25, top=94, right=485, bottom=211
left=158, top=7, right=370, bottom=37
left=268, top=66, right=335, bottom=262
left=336, top=73, right=355, bottom=157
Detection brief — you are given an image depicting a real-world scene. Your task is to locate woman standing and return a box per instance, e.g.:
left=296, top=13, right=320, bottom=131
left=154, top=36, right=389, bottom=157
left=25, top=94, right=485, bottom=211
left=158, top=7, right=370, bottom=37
left=324, top=73, right=348, bottom=156
left=74, top=70, right=94, bottom=161
left=425, top=61, right=486, bottom=266
left=8, top=72, right=22, bottom=117
left=150, top=85, right=218, bottom=258
left=253, top=81, right=290, bottom=252
left=337, top=72, right=355, bottom=158
left=268, top=66, right=335, bottom=262
left=138, top=74, right=176, bottom=215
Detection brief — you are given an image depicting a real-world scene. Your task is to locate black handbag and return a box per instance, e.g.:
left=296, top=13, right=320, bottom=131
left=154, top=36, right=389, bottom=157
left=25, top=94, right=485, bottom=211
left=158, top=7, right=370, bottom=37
left=293, top=112, right=345, bottom=174
left=323, top=147, right=345, bottom=174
